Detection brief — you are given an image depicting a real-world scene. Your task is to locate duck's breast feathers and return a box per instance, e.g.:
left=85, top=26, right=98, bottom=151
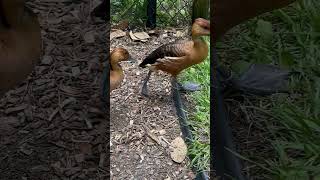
left=110, top=70, right=124, bottom=91
left=139, top=40, right=193, bottom=67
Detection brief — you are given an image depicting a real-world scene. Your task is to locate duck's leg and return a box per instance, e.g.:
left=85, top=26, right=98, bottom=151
left=141, top=70, right=152, bottom=97
left=170, top=76, right=201, bottom=92
left=163, top=56, right=202, bottom=92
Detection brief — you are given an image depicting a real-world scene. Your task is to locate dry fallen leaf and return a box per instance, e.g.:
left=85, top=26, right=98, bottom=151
left=133, top=32, right=150, bottom=40
left=110, top=29, right=126, bottom=40
left=129, top=31, right=150, bottom=42
left=129, top=31, right=139, bottom=41
left=170, top=137, right=187, bottom=163
left=175, top=31, right=183, bottom=37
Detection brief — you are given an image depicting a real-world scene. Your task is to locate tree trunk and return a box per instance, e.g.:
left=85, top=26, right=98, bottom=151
left=192, top=0, right=209, bottom=23
left=146, top=0, right=157, bottom=29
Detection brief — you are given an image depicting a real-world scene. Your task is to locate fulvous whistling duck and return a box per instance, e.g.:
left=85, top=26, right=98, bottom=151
left=213, top=0, right=296, bottom=42
left=139, top=18, right=210, bottom=97
left=0, top=0, right=41, bottom=97
left=101, top=48, right=136, bottom=98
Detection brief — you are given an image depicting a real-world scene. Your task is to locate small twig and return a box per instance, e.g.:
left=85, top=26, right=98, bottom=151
left=0, top=155, right=8, bottom=161
left=142, top=125, right=161, bottom=145
left=99, top=153, right=106, bottom=167
left=48, top=97, right=75, bottom=121
left=71, top=138, right=91, bottom=143
left=49, top=141, right=72, bottom=151
left=83, top=110, right=93, bottom=129
left=62, top=127, right=92, bottom=131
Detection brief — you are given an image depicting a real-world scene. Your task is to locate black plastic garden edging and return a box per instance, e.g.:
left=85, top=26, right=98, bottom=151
left=171, top=79, right=209, bottom=180
left=211, top=48, right=248, bottom=180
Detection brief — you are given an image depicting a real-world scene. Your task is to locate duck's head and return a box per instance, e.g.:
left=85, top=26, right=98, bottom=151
left=110, top=48, right=136, bottom=64
left=191, top=18, right=210, bottom=37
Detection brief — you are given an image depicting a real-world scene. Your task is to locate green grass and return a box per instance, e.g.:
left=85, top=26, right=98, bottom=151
left=217, top=0, right=320, bottom=179
left=180, top=37, right=210, bottom=171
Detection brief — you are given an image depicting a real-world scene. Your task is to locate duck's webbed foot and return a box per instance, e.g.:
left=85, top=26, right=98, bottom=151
left=177, top=82, right=201, bottom=92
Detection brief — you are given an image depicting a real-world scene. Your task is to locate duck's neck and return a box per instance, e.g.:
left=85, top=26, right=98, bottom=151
left=192, top=35, right=206, bottom=47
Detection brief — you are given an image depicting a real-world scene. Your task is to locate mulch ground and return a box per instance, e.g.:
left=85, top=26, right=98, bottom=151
left=0, top=0, right=108, bottom=179
left=0, top=1, right=196, bottom=179
left=110, top=29, right=195, bottom=179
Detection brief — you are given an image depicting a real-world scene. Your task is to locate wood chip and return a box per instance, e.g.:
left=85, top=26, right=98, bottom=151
left=99, top=153, right=106, bottom=167
left=5, top=104, right=28, bottom=114
left=41, top=55, right=53, bottom=65
left=71, top=66, right=81, bottom=77
left=83, top=31, right=95, bottom=43
left=79, top=142, right=92, bottom=155
left=74, top=154, right=85, bottom=163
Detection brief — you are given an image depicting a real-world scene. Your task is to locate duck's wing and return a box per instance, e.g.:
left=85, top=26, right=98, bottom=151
left=139, top=40, right=193, bottom=68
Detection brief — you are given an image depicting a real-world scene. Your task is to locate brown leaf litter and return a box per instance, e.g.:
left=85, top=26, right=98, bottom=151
left=0, top=0, right=108, bottom=179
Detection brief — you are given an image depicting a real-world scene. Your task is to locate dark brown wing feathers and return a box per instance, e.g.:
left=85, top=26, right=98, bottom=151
left=139, top=41, right=188, bottom=68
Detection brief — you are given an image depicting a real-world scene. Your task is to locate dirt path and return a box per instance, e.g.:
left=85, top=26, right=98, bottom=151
left=0, top=1, right=108, bottom=179
left=110, top=31, right=195, bottom=179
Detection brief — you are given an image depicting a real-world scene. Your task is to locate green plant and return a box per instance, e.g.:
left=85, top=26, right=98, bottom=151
left=181, top=37, right=210, bottom=171
left=217, top=0, right=320, bottom=178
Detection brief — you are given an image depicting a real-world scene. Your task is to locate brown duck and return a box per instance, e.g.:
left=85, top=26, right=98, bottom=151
left=139, top=18, right=210, bottom=96
left=0, top=0, right=41, bottom=97
left=108, top=48, right=135, bottom=92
